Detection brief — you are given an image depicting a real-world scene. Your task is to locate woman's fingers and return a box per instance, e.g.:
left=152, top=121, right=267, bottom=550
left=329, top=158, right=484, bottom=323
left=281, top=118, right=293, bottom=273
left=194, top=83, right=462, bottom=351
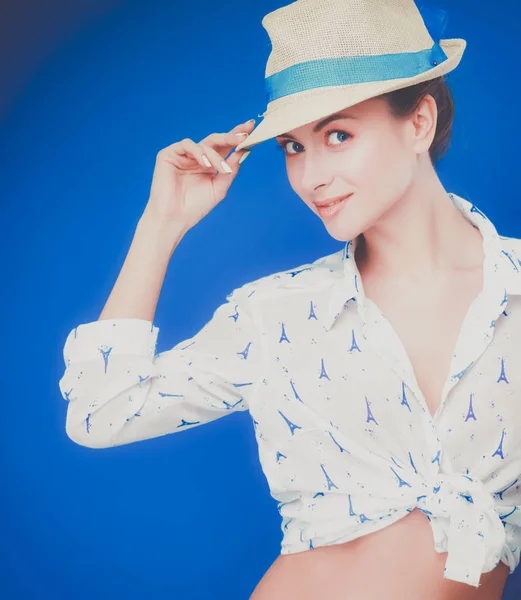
left=169, top=120, right=254, bottom=175
left=197, top=131, right=251, bottom=173
left=199, top=141, right=235, bottom=174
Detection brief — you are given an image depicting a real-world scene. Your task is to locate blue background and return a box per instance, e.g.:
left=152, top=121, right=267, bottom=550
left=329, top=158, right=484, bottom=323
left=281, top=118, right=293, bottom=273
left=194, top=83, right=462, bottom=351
left=1, top=0, right=520, bottom=598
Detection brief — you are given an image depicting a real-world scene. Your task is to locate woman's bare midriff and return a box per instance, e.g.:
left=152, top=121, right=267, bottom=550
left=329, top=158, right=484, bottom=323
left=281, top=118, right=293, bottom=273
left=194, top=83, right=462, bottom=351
left=249, top=508, right=510, bottom=600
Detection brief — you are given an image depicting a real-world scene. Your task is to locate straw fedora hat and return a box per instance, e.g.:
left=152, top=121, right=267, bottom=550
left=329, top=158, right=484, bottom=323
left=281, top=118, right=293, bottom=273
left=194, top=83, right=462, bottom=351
left=235, top=0, right=466, bottom=153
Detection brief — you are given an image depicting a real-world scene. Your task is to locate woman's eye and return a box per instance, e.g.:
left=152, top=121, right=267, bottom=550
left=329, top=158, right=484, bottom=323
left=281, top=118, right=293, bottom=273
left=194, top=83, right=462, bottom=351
left=276, top=130, right=351, bottom=156
left=327, top=130, right=351, bottom=146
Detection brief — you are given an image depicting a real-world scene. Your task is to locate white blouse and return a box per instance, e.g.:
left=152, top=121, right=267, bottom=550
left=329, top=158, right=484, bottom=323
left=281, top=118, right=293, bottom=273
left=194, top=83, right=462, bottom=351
left=59, top=192, right=521, bottom=588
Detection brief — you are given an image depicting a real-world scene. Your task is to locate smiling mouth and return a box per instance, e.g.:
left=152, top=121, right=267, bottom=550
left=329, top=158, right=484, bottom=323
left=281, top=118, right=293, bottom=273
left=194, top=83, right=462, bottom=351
left=314, top=194, right=353, bottom=218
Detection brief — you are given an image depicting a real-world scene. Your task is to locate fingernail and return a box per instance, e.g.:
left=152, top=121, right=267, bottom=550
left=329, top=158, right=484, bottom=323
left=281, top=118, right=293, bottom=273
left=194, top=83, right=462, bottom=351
left=238, top=150, right=251, bottom=165
left=235, top=133, right=248, bottom=136
left=246, top=119, right=255, bottom=124
left=221, top=160, right=233, bottom=174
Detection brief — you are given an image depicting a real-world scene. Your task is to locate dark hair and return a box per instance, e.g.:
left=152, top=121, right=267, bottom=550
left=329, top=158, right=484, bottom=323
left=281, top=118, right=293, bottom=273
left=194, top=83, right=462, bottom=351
left=378, top=75, right=455, bottom=165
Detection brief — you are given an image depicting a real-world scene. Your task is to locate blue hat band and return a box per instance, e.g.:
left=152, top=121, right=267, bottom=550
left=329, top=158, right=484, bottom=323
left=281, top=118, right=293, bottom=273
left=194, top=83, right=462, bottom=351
left=265, top=42, right=448, bottom=105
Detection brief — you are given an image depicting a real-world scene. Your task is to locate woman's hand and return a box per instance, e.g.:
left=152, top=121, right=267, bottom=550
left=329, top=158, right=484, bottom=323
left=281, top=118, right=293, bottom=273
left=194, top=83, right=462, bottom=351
left=143, top=119, right=254, bottom=233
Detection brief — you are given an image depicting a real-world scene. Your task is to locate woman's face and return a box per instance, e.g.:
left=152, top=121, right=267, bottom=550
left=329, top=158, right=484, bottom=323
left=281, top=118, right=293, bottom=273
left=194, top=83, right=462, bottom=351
left=275, top=95, right=436, bottom=242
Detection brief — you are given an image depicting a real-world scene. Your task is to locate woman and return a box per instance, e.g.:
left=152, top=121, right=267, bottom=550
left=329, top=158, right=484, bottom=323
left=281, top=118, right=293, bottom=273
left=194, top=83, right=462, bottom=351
left=246, top=94, right=517, bottom=600
left=59, top=0, right=521, bottom=598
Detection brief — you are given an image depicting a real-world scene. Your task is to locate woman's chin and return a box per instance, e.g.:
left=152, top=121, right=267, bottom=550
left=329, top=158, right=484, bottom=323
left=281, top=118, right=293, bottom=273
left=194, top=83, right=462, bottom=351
left=322, top=220, right=361, bottom=243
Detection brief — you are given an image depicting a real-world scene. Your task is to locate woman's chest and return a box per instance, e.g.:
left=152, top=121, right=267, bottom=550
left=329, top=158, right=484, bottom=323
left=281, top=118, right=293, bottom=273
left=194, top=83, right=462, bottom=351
left=362, top=270, right=484, bottom=420
left=249, top=278, right=521, bottom=486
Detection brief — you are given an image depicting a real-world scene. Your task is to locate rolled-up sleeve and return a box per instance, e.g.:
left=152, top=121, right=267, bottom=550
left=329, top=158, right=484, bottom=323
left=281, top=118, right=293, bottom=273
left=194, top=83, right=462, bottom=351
left=58, top=283, right=263, bottom=449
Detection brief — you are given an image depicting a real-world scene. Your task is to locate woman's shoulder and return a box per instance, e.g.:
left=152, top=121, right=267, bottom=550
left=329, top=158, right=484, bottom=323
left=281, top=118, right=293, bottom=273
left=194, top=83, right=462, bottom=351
left=237, top=248, right=345, bottom=302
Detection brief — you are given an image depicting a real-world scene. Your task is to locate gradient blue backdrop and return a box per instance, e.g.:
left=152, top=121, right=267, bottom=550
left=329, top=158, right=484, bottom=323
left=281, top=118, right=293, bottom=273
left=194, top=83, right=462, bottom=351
left=1, top=0, right=520, bottom=598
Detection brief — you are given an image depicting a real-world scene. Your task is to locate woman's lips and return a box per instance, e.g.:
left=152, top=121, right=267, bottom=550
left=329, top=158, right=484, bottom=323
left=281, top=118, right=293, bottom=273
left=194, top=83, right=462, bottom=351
left=316, top=194, right=352, bottom=218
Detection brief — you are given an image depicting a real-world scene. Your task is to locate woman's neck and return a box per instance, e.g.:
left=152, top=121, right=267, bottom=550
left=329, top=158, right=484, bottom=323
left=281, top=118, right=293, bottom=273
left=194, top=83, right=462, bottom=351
left=354, top=189, right=484, bottom=288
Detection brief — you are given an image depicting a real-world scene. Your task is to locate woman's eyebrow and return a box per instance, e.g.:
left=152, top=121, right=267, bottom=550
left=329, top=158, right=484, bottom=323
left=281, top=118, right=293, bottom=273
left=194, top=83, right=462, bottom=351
left=276, top=111, right=358, bottom=141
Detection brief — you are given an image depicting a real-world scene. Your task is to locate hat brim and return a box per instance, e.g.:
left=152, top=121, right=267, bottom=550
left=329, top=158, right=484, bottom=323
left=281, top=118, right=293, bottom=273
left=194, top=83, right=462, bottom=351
left=235, top=38, right=466, bottom=153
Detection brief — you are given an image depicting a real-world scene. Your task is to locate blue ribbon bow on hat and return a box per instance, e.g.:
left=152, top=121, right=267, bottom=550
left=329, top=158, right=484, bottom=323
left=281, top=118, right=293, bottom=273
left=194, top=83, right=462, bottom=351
left=418, top=2, right=449, bottom=46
